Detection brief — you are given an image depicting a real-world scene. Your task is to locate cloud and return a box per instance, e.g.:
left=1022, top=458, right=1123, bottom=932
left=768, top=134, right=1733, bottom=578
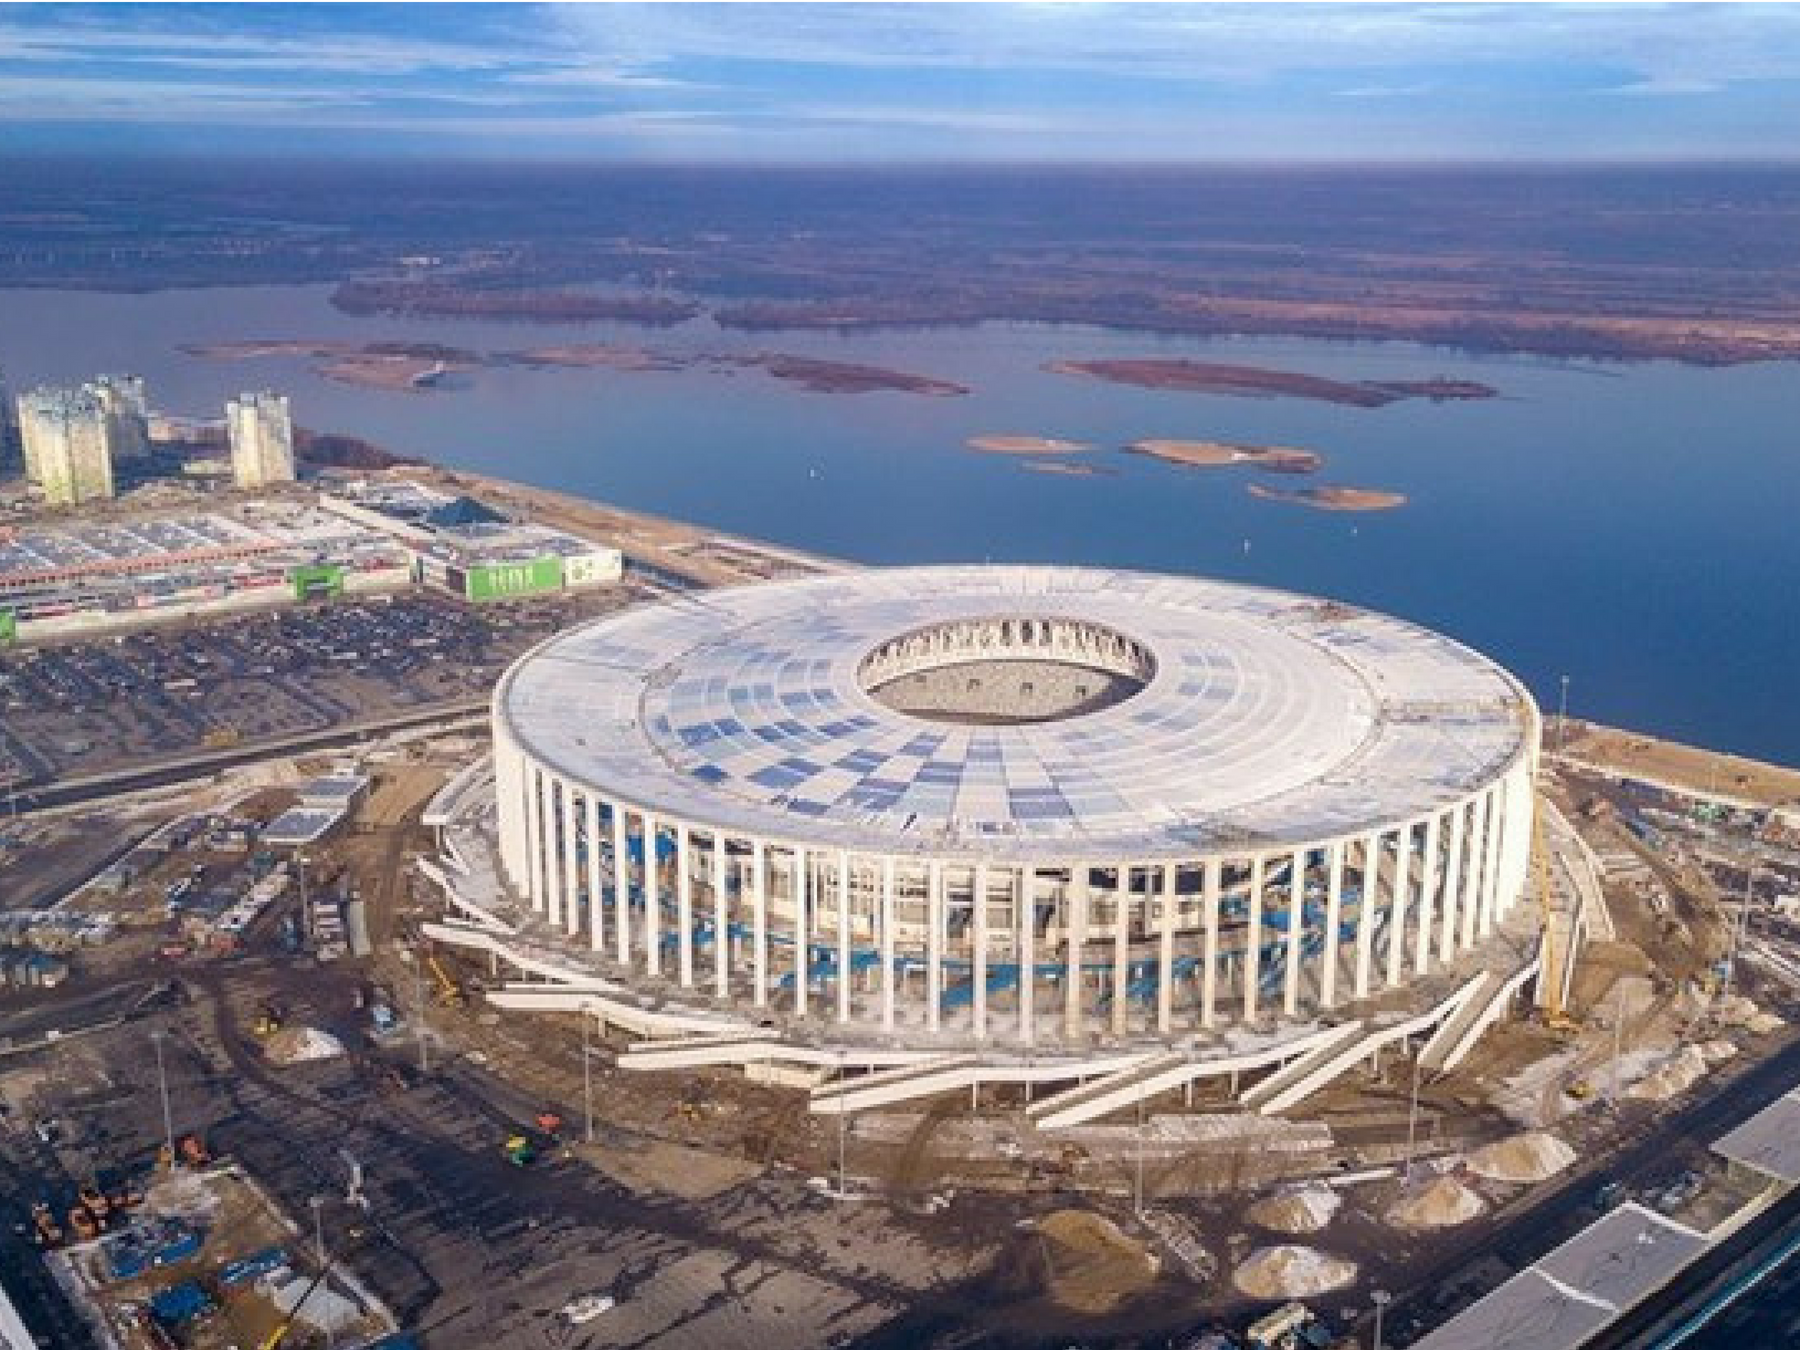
left=1602, top=77, right=1723, bottom=97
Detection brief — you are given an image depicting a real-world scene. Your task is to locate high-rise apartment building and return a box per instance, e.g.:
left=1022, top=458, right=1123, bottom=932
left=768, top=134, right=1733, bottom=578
left=226, top=391, right=295, bottom=490
left=89, top=374, right=150, bottom=461
left=18, top=386, right=115, bottom=505
left=0, top=366, right=16, bottom=469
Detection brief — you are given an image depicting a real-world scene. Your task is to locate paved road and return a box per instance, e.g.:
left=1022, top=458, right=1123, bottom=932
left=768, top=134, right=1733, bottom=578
left=9, top=701, right=485, bottom=817
left=1375, top=1033, right=1800, bottom=1347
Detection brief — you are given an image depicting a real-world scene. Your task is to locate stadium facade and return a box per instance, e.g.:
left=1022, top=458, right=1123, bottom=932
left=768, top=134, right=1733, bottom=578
left=486, top=566, right=1539, bottom=1051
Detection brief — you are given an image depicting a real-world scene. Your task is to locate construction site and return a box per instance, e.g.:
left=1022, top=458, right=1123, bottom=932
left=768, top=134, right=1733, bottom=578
left=5, top=475, right=1800, bottom=1347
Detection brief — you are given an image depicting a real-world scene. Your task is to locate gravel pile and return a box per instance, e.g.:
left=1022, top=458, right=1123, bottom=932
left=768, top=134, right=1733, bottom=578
left=1387, top=1176, right=1485, bottom=1229
left=1246, top=1186, right=1341, bottom=1234
left=1232, top=1244, right=1357, bottom=1299
left=1465, top=1132, right=1577, bottom=1184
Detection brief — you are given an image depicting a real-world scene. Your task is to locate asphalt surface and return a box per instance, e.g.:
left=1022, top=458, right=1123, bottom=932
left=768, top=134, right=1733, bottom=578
left=1373, top=1031, right=1800, bottom=1347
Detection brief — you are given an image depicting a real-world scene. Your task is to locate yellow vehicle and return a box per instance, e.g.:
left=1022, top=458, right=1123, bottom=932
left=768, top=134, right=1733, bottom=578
left=427, top=953, right=465, bottom=1008
left=1568, top=1078, right=1595, bottom=1101
left=253, top=1002, right=284, bottom=1038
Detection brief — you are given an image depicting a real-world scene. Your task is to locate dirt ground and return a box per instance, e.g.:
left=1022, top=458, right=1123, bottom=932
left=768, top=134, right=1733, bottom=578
left=1030, top=1209, right=1159, bottom=1316
left=1562, top=721, right=1800, bottom=805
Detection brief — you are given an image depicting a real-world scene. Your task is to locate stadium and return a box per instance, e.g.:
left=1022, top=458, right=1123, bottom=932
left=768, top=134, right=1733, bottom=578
left=422, top=565, right=1544, bottom=1113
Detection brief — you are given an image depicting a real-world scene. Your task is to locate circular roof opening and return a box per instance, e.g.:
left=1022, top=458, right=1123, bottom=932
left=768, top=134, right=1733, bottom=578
left=858, top=616, right=1155, bottom=726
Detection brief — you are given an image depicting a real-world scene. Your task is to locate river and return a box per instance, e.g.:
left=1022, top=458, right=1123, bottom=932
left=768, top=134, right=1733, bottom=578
left=2, top=283, right=1797, bottom=767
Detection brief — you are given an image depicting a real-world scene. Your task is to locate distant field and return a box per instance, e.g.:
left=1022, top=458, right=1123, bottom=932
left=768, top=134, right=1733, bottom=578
left=7, top=160, right=1800, bottom=362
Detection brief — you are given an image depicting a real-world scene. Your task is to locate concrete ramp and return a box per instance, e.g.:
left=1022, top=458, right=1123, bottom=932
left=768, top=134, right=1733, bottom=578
left=1239, top=1021, right=1369, bottom=1114
left=809, top=1055, right=984, bottom=1115
left=622, top=1034, right=931, bottom=1073
left=1421, top=962, right=1538, bottom=1073
left=486, top=984, right=750, bottom=1039
left=1023, top=1051, right=1190, bottom=1130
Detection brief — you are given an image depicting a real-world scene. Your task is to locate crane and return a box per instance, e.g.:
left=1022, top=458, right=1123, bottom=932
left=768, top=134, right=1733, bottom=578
left=1535, top=809, right=1580, bottom=1033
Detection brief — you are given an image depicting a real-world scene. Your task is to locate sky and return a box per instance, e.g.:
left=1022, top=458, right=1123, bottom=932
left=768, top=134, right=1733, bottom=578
left=3, top=2, right=1800, bottom=161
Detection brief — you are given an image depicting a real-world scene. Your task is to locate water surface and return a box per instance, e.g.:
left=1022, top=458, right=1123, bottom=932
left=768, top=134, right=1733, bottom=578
left=2, top=285, right=1796, bottom=766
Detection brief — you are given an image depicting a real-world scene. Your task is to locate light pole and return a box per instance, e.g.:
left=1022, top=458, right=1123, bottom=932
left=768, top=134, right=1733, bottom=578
left=836, top=1050, right=848, bottom=1199
left=1719, top=860, right=1756, bottom=1010
left=1133, top=1094, right=1147, bottom=1218
left=582, top=1009, right=595, bottom=1145
left=1372, top=1288, right=1391, bottom=1350
left=151, top=1029, right=176, bottom=1168
left=309, top=1195, right=334, bottom=1350
left=412, top=948, right=429, bottom=1074
left=309, top=1195, right=327, bottom=1268
left=297, top=853, right=310, bottom=943
left=1402, top=1050, right=1424, bottom=1182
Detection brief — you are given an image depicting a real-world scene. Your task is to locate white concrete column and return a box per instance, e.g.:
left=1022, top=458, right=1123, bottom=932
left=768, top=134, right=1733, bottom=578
left=927, top=862, right=944, bottom=1033
left=1019, top=867, right=1035, bottom=1047
left=1244, top=855, right=1264, bottom=1023
left=1112, top=866, right=1131, bottom=1036
left=793, top=846, right=809, bottom=1016
left=543, top=779, right=564, bottom=930
left=751, top=839, right=768, bottom=1007
left=1479, top=787, right=1505, bottom=938
left=713, top=834, right=729, bottom=999
left=1157, top=863, right=1176, bottom=1035
left=1066, top=864, right=1089, bottom=1041
left=643, top=813, right=661, bottom=976
left=1459, top=794, right=1487, bottom=952
left=586, top=795, right=605, bottom=954
left=1202, top=858, right=1223, bottom=1028
left=1386, top=824, right=1413, bottom=988
left=1284, top=849, right=1305, bottom=1017
left=1415, top=812, right=1441, bottom=976
left=880, top=856, right=896, bottom=1032
left=973, top=864, right=990, bottom=1041
left=676, top=826, right=694, bottom=987
left=1439, top=804, right=1466, bottom=963
left=495, top=740, right=528, bottom=894
left=1353, top=833, right=1379, bottom=1000
left=1324, top=843, right=1347, bottom=1007
left=561, top=783, right=581, bottom=937
left=518, top=763, right=540, bottom=909
left=837, top=851, right=851, bottom=1024
left=612, top=802, right=631, bottom=964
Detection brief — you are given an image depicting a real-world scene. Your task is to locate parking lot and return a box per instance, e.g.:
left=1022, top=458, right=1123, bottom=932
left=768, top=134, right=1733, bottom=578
left=0, top=582, right=655, bottom=790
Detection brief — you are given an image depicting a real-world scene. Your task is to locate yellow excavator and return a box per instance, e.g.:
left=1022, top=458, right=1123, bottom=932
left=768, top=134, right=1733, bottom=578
left=426, top=952, right=465, bottom=1008
left=1536, top=809, right=1581, bottom=1034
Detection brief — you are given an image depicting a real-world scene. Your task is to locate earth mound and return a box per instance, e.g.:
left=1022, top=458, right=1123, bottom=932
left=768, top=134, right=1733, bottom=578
left=1465, top=1132, right=1578, bottom=1184
left=1035, top=1209, right=1158, bottom=1316
left=265, top=1026, right=346, bottom=1065
left=1387, top=1176, right=1486, bottom=1229
left=1233, top=1244, right=1357, bottom=1299
left=1246, top=1186, right=1341, bottom=1234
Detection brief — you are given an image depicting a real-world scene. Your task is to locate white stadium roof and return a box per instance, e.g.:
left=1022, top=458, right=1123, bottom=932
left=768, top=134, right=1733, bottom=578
left=496, top=566, right=1533, bottom=863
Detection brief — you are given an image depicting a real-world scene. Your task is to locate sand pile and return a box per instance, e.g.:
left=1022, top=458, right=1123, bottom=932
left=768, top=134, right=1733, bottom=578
left=1386, top=1176, right=1486, bottom=1229
left=1035, top=1209, right=1158, bottom=1316
left=1604, top=975, right=1658, bottom=1027
left=1715, top=995, right=1784, bottom=1035
left=1626, top=1046, right=1709, bottom=1101
left=1233, top=1244, right=1357, bottom=1299
left=265, top=1026, right=345, bottom=1065
left=1465, top=1132, right=1577, bottom=1184
left=1246, top=1186, right=1341, bottom=1234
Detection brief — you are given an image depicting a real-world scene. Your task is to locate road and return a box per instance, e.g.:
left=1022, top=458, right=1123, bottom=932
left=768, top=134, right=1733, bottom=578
left=1374, top=1032, right=1800, bottom=1346
left=9, top=700, right=485, bottom=818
